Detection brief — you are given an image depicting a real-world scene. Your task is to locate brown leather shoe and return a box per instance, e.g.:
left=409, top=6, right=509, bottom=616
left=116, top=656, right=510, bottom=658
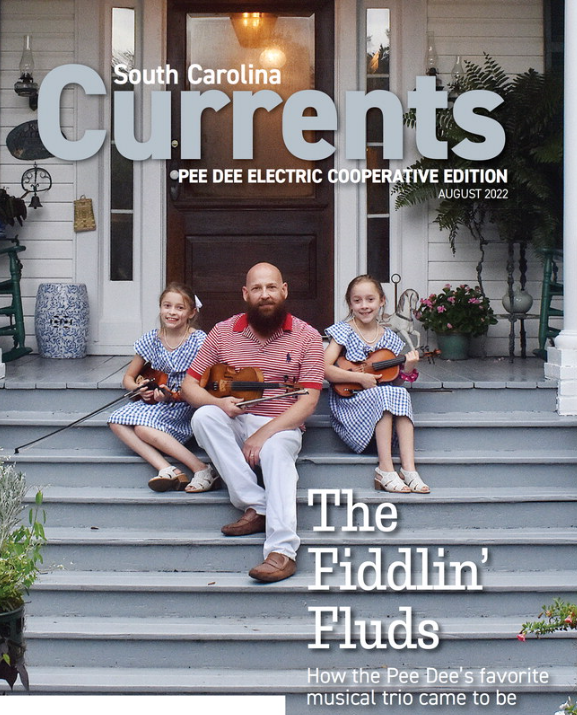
left=248, top=552, right=297, bottom=582
left=221, top=508, right=266, bottom=536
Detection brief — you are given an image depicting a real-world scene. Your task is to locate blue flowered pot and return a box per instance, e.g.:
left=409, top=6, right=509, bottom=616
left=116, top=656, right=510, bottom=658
left=35, top=283, right=89, bottom=358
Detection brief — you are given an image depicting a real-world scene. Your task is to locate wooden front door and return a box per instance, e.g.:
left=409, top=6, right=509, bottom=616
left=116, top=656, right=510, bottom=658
left=166, top=0, right=334, bottom=332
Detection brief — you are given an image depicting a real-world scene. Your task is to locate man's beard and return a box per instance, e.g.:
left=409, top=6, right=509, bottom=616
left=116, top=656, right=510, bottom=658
left=247, top=301, right=288, bottom=337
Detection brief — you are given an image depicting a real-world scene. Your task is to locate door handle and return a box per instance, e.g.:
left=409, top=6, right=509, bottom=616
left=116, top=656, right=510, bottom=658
left=168, top=160, right=180, bottom=201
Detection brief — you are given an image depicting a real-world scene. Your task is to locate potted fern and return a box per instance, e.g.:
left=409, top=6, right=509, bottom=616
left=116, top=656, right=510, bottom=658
left=394, top=55, right=563, bottom=286
left=0, top=456, right=46, bottom=690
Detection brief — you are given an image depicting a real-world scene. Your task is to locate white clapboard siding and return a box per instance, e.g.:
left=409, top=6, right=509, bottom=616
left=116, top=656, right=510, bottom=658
left=429, top=0, right=544, bottom=76
left=0, top=1, right=78, bottom=358
left=424, top=0, right=544, bottom=356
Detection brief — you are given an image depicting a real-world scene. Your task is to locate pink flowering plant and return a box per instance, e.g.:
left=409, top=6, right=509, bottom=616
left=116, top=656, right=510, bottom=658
left=518, top=599, right=577, bottom=715
left=518, top=598, right=577, bottom=639
left=415, top=284, right=497, bottom=337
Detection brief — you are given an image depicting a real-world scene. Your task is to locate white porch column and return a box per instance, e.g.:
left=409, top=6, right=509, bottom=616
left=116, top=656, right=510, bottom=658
left=545, top=0, right=577, bottom=413
left=0, top=349, right=5, bottom=380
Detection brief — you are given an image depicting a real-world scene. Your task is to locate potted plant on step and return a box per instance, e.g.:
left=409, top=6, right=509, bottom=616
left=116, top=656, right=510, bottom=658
left=0, top=455, right=46, bottom=690
left=415, top=284, right=497, bottom=359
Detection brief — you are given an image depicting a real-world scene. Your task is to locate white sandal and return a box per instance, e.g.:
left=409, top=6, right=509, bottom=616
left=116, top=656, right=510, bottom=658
left=399, top=468, right=430, bottom=493
left=374, top=467, right=410, bottom=493
left=148, top=465, right=190, bottom=492
left=185, top=465, right=221, bottom=493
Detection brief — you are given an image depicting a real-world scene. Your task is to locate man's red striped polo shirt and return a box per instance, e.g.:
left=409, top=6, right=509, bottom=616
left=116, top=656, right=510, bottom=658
left=187, top=312, right=324, bottom=419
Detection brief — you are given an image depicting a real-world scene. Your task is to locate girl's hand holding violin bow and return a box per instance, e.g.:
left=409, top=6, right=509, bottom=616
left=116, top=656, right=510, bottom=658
left=124, top=358, right=179, bottom=403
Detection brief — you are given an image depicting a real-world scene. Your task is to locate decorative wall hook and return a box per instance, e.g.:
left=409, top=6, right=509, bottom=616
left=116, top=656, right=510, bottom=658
left=21, top=163, right=52, bottom=209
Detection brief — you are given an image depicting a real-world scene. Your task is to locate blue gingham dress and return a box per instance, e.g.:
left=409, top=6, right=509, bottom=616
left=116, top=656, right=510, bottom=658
left=108, top=328, right=206, bottom=443
left=325, top=322, right=414, bottom=453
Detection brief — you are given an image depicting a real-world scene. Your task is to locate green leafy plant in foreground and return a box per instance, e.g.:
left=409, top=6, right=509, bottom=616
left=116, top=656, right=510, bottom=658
left=0, top=461, right=46, bottom=612
left=0, top=456, right=46, bottom=689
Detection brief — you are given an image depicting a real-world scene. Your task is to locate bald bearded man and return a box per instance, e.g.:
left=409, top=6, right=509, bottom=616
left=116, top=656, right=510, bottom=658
left=181, top=263, right=325, bottom=582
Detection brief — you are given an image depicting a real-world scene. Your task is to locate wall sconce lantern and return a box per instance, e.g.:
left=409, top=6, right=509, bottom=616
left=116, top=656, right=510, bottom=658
left=424, top=31, right=443, bottom=90
left=230, top=12, right=277, bottom=48
left=14, top=35, right=39, bottom=110
left=21, top=163, right=52, bottom=209
left=448, top=55, right=465, bottom=103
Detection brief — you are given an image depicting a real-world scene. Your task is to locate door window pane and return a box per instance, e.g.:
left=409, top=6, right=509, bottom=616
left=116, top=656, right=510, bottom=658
left=110, top=7, right=135, bottom=281
left=366, top=8, right=390, bottom=282
left=184, top=13, right=316, bottom=198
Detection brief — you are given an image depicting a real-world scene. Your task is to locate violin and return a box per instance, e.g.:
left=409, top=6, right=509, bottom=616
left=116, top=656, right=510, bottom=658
left=332, top=346, right=440, bottom=397
left=130, top=362, right=180, bottom=402
left=200, top=363, right=308, bottom=406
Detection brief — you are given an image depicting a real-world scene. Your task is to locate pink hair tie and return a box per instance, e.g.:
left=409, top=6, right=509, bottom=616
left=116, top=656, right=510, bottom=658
left=399, top=369, right=419, bottom=383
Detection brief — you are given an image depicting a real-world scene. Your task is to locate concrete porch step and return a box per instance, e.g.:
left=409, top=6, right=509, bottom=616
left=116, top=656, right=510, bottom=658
left=28, top=568, right=577, bottom=619
left=23, top=613, right=577, bottom=671
left=1, top=382, right=559, bottom=413
left=40, top=525, right=577, bottom=572
left=23, top=614, right=551, bottom=641
left=4, top=409, right=577, bottom=452
left=23, top=602, right=576, bottom=636
left=22, top=614, right=576, bottom=669
left=10, top=664, right=576, bottom=714
left=28, top=485, right=577, bottom=530
left=13, top=446, right=577, bottom=488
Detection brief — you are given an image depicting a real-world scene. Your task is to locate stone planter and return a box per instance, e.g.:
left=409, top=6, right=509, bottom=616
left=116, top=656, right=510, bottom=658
left=35, top=283, right=89, bottom=358
left=435, top=332, right=470, bottom=360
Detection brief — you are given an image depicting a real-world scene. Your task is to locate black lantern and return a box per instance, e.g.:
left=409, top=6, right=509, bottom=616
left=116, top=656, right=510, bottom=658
left=14, top=35, right=39, bottom=110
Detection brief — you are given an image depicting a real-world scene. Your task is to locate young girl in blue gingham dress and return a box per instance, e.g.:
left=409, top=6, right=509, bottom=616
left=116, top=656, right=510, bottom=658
left=324, top=275, right=430, bottom=493
left=108, top=282, right=219, bottom=494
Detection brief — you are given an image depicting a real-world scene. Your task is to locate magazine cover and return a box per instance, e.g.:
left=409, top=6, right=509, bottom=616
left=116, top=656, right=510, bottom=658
left=1, top=1, right=575, bottom=714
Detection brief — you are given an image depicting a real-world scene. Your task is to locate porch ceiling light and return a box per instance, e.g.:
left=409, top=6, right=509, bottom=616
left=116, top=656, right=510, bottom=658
left=14, top=35, right=39, bottom=110
left=20, top=163, right=52, bottom=209
left=230, top=12, right=277, bottom=48
left=259, top=45, right=287, bottom=69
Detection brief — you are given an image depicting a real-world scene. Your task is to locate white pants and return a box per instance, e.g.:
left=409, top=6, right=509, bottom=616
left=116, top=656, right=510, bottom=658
left=191, top=405, right=302, bottom=560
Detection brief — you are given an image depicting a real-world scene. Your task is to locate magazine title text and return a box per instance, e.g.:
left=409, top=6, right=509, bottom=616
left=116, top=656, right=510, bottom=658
left=37, top=64, right=506, bottom=163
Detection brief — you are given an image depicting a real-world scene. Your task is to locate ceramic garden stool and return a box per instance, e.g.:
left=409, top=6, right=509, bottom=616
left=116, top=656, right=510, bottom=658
left=35, top=283, right=90, bottom=358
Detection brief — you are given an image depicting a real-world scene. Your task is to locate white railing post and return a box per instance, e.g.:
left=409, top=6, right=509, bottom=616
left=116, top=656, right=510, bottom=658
left=545, top=0, right=577, bottom=413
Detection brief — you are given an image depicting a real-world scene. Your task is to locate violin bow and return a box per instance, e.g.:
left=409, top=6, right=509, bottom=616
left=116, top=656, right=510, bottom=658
left=14, top=381, right=160, bottom=454
left=237, top=388, right=309, bottom=407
